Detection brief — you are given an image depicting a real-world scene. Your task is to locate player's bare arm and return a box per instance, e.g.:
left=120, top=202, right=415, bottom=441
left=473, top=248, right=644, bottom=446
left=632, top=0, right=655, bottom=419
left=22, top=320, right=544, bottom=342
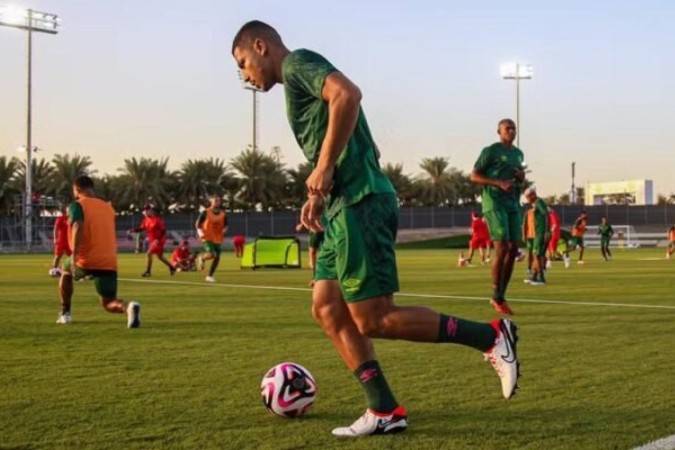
left=306, top=72, right=362, bottom=197
left=70, top=220, right=82, bottom=266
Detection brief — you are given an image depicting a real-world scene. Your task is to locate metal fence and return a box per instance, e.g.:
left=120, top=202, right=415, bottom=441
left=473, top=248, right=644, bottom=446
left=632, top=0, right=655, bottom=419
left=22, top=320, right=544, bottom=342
left=2, top=204, right=675, bottom=252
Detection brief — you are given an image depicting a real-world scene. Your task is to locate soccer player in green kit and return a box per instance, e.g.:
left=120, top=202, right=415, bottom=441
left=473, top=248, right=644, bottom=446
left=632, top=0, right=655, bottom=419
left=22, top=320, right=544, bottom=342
left=471, top=119, right=526, bottom=315
left=523, top=188, right=549, bottom=285
left=232, top=21, right=520, bottom=437
left=598, top=216, right=614, bottom=261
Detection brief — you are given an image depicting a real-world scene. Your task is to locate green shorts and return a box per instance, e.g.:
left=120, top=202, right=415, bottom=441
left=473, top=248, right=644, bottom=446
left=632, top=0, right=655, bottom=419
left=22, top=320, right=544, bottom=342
left=203, top=241, right=222, bottom=256
left=316, top=194, right=399, bottom=302
left=63, top=257, right=118, bottom=299
left=484, top=208, right=521, bottom=242
left=569, top=236, right=584, bottom=249
left=600, top=237, right=611, bottom=247
left=526, top=238, right=534, bottom=251
left=308, top=231, right=325, bottom=250
left=532, top=237, right=547, bottom=257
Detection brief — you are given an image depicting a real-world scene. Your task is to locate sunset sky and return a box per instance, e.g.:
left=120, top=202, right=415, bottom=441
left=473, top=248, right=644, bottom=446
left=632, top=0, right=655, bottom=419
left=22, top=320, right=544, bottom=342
left=1, top=0, right=673, bottom=198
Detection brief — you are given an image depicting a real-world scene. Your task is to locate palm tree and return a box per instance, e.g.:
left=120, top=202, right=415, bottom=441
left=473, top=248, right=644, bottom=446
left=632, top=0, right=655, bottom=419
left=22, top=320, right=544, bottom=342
left=230, top=146, right=288, bottom=210
left=15, top=158, right=55, bottom=199
left=117, top=157, right=175, bottom=212
left=417, top=157, right=458, bottom=206
left=382, top=162, right=415, bottom=205
left=0, top=156, right=20, bottom=215
left=176, top=158, right=231, bottom=212
left=50, top=154, right=95, bottom=200
left=285, top=161, right=313, bottom=208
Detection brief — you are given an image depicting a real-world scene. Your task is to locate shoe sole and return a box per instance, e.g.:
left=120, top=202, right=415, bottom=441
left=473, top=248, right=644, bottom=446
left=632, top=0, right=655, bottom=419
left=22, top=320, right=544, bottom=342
left=128, top=303, right=141, bottom=329
left=500, top=319, right=520, bottom=399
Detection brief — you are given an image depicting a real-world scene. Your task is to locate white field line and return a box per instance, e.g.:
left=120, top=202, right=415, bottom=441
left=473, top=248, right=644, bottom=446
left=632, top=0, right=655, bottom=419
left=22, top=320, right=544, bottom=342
left=118, top=278, right=675, bottom=311
left=632, top=434, right=675, bottom=450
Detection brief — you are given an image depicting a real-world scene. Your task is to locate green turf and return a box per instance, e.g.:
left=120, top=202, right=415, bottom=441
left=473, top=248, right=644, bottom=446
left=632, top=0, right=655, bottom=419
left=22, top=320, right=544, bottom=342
left=1, top=248, right=674, bottom=449
left=396, top=234, right=471, bottom=249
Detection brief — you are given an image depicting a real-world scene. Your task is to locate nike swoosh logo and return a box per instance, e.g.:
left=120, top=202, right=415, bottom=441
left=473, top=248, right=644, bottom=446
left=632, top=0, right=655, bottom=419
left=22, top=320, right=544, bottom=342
left=500, top=324, right=517, bottom=364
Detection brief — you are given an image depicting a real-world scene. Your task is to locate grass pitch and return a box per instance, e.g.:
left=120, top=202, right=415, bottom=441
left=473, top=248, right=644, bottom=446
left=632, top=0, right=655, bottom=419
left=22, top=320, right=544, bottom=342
left=1, top=248, right=674, bottom=449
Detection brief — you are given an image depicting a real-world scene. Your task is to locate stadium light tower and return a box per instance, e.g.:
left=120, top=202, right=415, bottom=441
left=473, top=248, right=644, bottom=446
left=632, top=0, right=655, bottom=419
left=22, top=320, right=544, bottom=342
left=500, top=62, right=533, bottom=148
left=0, top=5, right=60, bottom=251
left=238, top=71, right=263, bottom=151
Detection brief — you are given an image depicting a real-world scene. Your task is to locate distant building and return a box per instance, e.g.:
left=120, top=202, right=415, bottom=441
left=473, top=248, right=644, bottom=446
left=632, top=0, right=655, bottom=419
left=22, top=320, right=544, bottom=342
left=585, top=180, right=654, bottom=205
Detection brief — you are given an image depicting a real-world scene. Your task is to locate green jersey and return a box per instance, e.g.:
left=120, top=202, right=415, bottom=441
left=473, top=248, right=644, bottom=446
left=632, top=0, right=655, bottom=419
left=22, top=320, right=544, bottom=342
left=473, top=143, right=525, bottom=213
left=282, top=49, right=395, bottom=219
left=533, top=198, right=548, bottom=233
left=598, top=223, right=614, bottom=238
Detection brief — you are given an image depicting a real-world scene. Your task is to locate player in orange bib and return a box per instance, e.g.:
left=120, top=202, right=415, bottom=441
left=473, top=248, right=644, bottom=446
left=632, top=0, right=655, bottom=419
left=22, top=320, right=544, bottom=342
left=57, top=176, right=141, bottom=328
left=196, top=195, right=227, bottom=282
left=51, top=205, right=72, bottom=275
left=564, top=210, right=588, bottom=267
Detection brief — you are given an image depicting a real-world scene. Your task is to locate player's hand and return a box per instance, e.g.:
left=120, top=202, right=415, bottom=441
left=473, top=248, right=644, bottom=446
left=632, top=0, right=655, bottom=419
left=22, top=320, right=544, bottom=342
left=306, top=165, right=334, bottom=197
left=300, top=195, right=325, bottom=233
left=496, top=180, right=514, bottom=192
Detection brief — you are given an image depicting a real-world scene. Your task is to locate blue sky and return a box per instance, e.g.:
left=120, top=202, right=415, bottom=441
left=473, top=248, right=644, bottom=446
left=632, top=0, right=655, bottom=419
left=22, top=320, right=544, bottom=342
left=1, top=0, right=674, bottom=197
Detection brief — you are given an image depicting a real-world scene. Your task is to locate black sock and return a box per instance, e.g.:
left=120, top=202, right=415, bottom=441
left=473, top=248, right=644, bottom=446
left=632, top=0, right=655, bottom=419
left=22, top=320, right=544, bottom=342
left=354, top=360, right=398, bottom=413
left=437, top=314, right=496, bottom=351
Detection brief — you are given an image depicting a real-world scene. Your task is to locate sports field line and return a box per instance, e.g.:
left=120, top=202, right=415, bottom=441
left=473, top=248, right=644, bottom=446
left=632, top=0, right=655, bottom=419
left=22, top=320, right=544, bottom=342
left=632, top=434, right=675, bottom=450
left=118, top=278, right=675, bottom=311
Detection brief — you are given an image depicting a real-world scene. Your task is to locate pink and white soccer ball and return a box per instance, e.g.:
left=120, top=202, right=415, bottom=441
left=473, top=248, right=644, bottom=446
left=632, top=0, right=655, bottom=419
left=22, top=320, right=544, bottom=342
left=260, top=362, right=317, bottom=418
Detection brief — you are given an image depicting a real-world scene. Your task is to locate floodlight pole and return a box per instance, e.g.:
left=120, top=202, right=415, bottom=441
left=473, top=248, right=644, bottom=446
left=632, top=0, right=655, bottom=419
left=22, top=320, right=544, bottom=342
left=571, top=162, right=576, bottom=204
left=501, top=63, right=532, bottom=149
left=0, top=6, right=59, bottom=251
left=26, top=10, right=33, bottom=251
left=243, top=85, right=261, bottom=151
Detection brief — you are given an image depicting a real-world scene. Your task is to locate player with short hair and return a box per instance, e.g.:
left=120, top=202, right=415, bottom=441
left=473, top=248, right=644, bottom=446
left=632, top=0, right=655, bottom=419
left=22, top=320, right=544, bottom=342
left=51, top=205, right=72, bottom=275
left=598, top=216, right=614, bottom=261
left=129, top=205, right=175, bottom=277
left=523, top=188, right=549, bottom=285
left=196, top=195, right=227, bottom=283
left=466, top=212, right=491, bottom=265
left=56, top=175, right=140, bottom=328
left=470, top=118, right=527, bottom=315
left=171, top=239, right=195, bottom=271
left=546, top=206, right=561, bottom=268
left=666, top=226, right=675, bottom=259
left=232, top=21, right=520, bottom=437
left=564, top=210, right=588, bottom=267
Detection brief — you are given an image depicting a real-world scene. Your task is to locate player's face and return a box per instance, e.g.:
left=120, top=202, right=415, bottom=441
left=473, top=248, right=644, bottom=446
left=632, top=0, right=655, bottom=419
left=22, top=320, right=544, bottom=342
left=233, top=41, right=275, bottom=92
left=211, top=197, right=222, bottom=208
left=498, top=122, right=517, bottom=144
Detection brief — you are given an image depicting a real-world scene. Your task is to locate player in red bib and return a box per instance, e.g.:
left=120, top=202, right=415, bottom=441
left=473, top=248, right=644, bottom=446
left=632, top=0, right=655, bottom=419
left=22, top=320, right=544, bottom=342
left=171, top=240, right=195, bottom=271
left=232, top=235, right=246, bottom=258
left=51, top=206, right=72, bottom=275
left=129, top=205, right=175, bottom=277
left=546, top=206, right=561, bottom=268
left=466, top=212, right=491, bottom=265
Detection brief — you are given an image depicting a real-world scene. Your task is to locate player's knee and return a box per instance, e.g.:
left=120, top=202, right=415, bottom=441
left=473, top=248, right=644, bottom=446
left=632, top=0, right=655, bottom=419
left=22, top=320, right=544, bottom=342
left=353, top=315, right=391, bottom=338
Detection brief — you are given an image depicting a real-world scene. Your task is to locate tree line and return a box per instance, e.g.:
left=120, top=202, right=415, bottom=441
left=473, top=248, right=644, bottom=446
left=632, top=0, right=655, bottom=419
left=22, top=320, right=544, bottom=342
left=2, top=147, right=671, bottom=215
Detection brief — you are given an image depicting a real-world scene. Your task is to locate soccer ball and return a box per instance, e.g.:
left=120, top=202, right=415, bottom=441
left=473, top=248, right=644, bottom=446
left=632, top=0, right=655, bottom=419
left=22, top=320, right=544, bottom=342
left=49, top=268, right=61, bottom=277
left=260, top=362, right=317, bottom=418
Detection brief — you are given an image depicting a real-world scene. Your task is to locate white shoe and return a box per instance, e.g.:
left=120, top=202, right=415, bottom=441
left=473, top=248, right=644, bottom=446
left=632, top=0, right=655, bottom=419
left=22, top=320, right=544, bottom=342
left=545, top=260, right=552, bottom=269
left=577, top=260, right=585, bottom=265
left=523, top=279, right=532, bottom=284
left=127, top=301, right=141, bottom=328
left=564, top=257, right=570, bottom=268
left=484, top=319, right=520, bottom=399
left=56, top=312, right=71, bottom=324
left=331, top=406, right=408, bottom=437
left=529, top=280, right=546, bottom=286
left=205, top=276, right=216, bottom=283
